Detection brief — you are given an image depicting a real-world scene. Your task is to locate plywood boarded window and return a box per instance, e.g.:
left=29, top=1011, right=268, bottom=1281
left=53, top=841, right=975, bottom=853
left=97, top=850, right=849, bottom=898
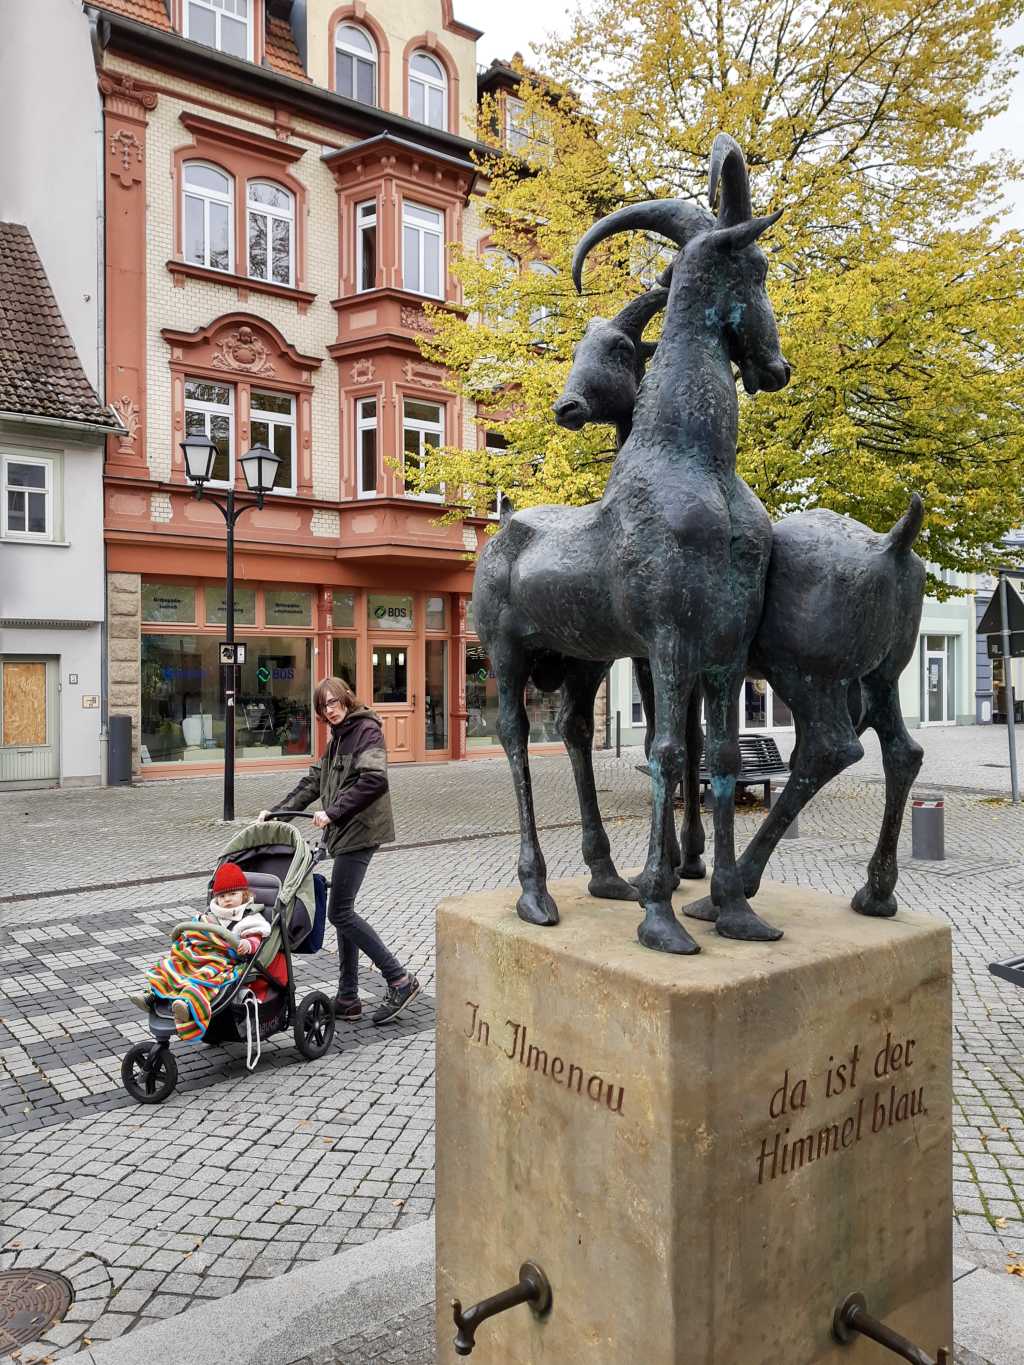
left=2, top=662, right=47, bottom=746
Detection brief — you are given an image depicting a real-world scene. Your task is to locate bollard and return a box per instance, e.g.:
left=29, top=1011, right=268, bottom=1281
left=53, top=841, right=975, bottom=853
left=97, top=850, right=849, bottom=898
left=769, top=784, right=799, bottom=839
left=615, top=710, right=621, bottom=759
left=911, top=793, right=944, bottom=861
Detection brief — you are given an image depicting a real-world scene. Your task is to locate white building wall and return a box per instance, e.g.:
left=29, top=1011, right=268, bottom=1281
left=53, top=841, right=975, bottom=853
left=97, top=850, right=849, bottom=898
left=0, top=0, right=103, bottom=388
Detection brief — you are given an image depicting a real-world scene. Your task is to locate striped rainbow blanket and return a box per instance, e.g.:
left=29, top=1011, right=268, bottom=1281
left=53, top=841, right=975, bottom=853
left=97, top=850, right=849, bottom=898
left=147, top=924, right=242, bottom=1042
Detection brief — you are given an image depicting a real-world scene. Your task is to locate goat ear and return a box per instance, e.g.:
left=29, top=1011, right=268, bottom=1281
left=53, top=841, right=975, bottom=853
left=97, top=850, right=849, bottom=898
left=708, top=133, right=751, bottom=227
left=712, top=209, right=783, bottom=252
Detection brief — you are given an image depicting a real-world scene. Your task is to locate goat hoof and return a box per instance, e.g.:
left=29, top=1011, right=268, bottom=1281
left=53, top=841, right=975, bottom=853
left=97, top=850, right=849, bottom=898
left=852, top=886, right=897, bottom=918
left=683, top=895, right=718, bottom=923
left=638, top=905, right=700, bottom=955
left=715, top=904, right=783, bottom=942
left=678, top=856, right=707, bottom=880
left=517, top=889, right=560, bottom=927
left=588, top=873, right=641, bottom=903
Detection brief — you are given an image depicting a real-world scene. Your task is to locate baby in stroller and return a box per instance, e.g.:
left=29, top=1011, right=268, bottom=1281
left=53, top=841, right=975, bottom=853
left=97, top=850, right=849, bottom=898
left=130, top=862, right=271, bottom=1040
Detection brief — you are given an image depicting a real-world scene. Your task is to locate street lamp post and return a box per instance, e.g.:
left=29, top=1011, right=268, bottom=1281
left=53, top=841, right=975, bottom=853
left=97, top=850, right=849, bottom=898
left=180, top=434, right=281, bottom=821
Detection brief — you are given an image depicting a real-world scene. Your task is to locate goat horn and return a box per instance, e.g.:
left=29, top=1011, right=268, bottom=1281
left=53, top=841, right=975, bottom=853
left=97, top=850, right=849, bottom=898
left=615, top=286, right=669, bottom=337
left=708, top=133, right=751, bottom=227
left=571, top=200, right=711, bottom=293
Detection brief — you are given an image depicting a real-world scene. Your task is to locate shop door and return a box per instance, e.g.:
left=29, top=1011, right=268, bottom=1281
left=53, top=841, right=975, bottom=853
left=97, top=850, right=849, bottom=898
left=0, top=658, right=59, bottom=783
left=922, top=636, right=954, bottom=725
left=369, top=636, right=416, bottom=761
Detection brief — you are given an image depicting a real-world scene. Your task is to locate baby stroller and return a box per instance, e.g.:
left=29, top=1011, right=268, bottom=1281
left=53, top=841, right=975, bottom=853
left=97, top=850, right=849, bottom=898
left=121, top=817, right=333, bottom=1104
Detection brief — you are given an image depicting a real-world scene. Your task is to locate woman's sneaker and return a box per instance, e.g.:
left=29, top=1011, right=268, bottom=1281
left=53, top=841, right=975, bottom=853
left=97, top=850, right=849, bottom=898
left=372, top=976, right=420, bottom=1025
left=334, top=996, right=362, bottom=1020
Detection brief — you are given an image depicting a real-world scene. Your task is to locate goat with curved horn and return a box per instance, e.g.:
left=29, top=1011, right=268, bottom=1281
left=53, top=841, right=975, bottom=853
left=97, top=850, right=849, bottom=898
left=708, top=131, right=751, bottom=224
left=571, top=200, right=711, bottom=295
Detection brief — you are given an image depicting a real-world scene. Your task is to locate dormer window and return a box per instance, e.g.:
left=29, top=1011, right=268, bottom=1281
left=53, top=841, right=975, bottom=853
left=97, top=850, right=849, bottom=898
left=186, top=0, right=252, bottom=61
left=409, top=51, right=447, bottom=130
left=336, top=23, right=378, bottom=105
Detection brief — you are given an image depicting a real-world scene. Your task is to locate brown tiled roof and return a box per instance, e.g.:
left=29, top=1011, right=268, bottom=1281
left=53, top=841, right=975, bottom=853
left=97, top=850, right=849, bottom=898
left=266, top=15, right=309, bottom=82
left=98, top=1, right=308, bottom=79
left=0, top=224, right=120, bottom=430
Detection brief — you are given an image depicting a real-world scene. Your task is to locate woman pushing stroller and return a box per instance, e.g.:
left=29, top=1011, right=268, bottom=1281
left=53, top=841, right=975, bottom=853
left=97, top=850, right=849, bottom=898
left=261, top=676, right=419, bottom=1026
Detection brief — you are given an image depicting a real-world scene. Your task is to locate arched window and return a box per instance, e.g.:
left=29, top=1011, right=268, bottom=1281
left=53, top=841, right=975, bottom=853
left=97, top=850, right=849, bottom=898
left=409, top=51, right=447, bottom=129
left=247, top=180, right=294, bottom=287
left=336, top=23, right=378, bottom=105
left=483, top=248, right=518, bottom=325
left=183, top=162, right=233, bottom=273
left=529, top=260, right=558, bottom=329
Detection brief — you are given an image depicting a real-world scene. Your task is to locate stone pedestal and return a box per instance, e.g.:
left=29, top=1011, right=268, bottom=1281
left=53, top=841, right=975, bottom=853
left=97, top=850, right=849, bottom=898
left=436, top=877, right=952, bottom=1363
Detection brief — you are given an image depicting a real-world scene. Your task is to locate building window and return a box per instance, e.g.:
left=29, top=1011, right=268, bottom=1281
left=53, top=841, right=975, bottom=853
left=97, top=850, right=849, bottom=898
left=484, top=432, right=508, bottom=519
left=409, top=51, right=447, bottom=129
left=356, top=398, right=378, bottom=497
left=505, top=95, right=529, bottom=150
left=247, top=181, right=294, bottom=287
left=250, top=390, right=296, bottom=493
left=184, top=162, right=233, bottom=273
left=2, top=455, right=52, bottom=539
left=185, top=378, right=234, bottom=486
left=529, top=260, right=557, bottom=330
left=185, top=0, right=251, bottom=60
left=483, top=249, right=518, bottom=325
left=402, top=202, right=443, bottom=298
left=335, top=22, right=378, bottom=104
left=356, top=200, right=377, bottom=292
left=402, top=400, right=443, bottom=501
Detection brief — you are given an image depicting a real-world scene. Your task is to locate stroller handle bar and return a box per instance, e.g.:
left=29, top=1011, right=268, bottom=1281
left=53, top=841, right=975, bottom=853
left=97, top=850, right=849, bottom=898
left=264, top=809, right=315, bottom=819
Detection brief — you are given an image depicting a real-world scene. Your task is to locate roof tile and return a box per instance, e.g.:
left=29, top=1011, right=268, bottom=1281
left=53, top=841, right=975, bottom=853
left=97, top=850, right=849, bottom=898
left=266, top=15, right=309, bottom=82
left=0, top=224, right=120, bottom=429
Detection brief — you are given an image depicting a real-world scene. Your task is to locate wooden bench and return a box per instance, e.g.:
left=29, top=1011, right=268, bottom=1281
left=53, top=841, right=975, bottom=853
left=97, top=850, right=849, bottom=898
left=636, top=734, right=790, bottom=806
left=698, top=734, right=789, bottom=807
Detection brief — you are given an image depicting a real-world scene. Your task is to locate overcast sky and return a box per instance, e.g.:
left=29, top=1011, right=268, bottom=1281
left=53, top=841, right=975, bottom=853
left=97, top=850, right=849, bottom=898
left=464, top=2, right=1024, bottom=228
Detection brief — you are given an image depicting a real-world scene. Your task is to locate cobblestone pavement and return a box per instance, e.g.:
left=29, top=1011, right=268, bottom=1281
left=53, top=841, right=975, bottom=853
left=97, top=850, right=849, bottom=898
left=3, top=731, right=1024, bottom=1358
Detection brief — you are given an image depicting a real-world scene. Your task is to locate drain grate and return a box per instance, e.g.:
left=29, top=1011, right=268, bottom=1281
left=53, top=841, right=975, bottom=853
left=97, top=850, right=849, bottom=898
left=0, top=1269, right=74, bottom=1353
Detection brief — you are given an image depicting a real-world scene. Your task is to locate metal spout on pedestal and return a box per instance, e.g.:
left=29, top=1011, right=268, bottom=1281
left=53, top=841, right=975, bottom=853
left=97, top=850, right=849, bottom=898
left=832, top=1292, right=950, bottom=1364
left=451, top=1260, right=552, bottom=1356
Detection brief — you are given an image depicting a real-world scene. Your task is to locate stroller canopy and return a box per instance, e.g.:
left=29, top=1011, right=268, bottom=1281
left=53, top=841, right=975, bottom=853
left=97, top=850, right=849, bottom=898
left=217, top=819, right=316, bottom=914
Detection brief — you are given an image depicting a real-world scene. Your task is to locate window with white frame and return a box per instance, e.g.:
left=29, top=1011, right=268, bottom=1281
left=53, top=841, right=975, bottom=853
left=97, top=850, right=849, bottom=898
left=356, top=200, right=377, bottom=292
left=529, top=260, right=557, bottom=329
left=247, top=181, right=294, bottom=287
left=184, top=379, right=234, bottom=485
left=483, top=248, right=518, bottom=325
left=250, top=390, right=295, bottom=493
left=184, top=162, right=234, bottom=273
left=402, top=202, right=443, bottom=298
left=484, top=432, right=509, bottom=519
left=185, top=0, right=251, bottom=60
left=505, top=95, right=529, bottom=151
left=335, top=23, right=377, bottom=104
left=356, top=398, right=378, bottom=496
left=2, top=455, right=52, bottom=538
left=409, top=51, right=447, bottom=129
left=402, top=400, right=444, bottom=500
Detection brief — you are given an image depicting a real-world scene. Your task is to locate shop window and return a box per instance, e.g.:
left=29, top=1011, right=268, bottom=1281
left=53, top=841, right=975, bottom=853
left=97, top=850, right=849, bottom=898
left=142, top=583, right=196, bottom=625
left=250, top=390, right=296, bottom=493
left=185, top=0, right=252, bottom=59
left=141, top=634, right=312, bottom=764
left=247, top=181, right=294, bottom=288
left=426, top=596, right=446, bottom=631
left=368, top=593, right=413, bottom=631
left=204, top=583, right=257, bottom=626
left=631, top=660, right=645, bottom=726
left=465, top=640, right=559, bottom=748
left=409, top=51, right=447, bottom=129
left=332, top=591, right=355, bottom=629
left=372, top=645, right=408, bottom=704
left=183, top=162, right=233, bottom=273
left=265, top=588, right=311, bottom=628
left=185, top=379, right=234, bottom=485
left=402, top=399, right=444, bottom=501
left=356, top=200, right=377, bottom=292
left=332, top=637, right=357, bottom=691
left=1, top=661, right=48, bottom=747
left=2, top=455, right=52, bottom=539
left=356, top=398, right=378, bottom=496
left=425, top=640, right=448, bottom=750
left=336, top=22, right=378, bottom=104
left=402, top=202, right=443, bottom=298
left=743, top=677, right=793, bottom=730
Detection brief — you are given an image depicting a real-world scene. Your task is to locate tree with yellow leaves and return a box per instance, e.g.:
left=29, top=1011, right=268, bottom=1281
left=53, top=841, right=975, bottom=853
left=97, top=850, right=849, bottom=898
left=412, top=0, right=1024, bottom=581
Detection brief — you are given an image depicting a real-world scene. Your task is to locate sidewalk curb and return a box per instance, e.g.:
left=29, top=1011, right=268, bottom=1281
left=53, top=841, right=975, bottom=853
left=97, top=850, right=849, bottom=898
left=74, top=1219, right=434, bottom=1365
left=954, top=1254, right=1024, bottom=1365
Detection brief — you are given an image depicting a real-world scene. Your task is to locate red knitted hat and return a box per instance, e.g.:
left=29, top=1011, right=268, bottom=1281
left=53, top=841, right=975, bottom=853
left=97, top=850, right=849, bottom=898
left=212, top=862, right=248, bottom=895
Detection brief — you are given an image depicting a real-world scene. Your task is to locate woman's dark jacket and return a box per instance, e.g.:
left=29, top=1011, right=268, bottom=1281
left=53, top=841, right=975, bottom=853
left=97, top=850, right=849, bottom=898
left=279, top=706, right=395, bottom=855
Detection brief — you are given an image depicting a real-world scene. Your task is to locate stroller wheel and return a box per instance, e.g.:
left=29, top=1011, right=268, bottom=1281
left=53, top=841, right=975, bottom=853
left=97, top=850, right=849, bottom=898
left=294, top=991, right=336, bottom=1060
left=121, top=1042, right=178, bottom=1104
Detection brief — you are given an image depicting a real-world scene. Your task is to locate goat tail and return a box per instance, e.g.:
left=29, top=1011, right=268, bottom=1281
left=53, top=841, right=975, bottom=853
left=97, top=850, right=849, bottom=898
left=884, top=492, right=924, bottom=555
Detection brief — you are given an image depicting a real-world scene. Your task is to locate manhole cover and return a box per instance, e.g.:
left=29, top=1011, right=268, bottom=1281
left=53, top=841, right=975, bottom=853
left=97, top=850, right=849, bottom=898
left=0, top=1269, right=74, bottom=1352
